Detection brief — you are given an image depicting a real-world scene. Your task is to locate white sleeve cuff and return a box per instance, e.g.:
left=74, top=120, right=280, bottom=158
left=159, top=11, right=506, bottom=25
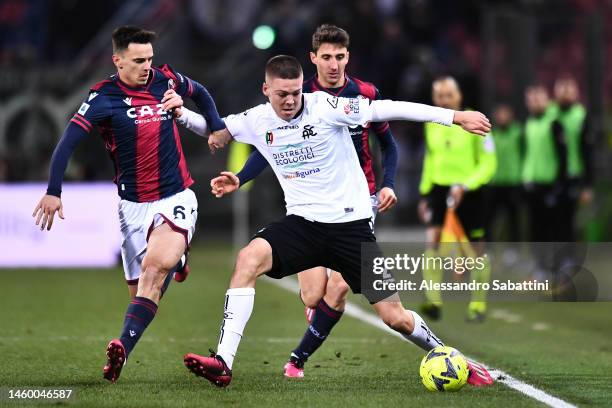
left=176, top=107, right=209, bottom=137
left=369, top=100, right=454, bottom=126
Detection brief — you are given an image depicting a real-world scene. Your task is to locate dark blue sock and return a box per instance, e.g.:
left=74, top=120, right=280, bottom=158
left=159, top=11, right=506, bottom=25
left=292, top=299, right=343, bottom=363
left=119, top=296, right=158, bottom=357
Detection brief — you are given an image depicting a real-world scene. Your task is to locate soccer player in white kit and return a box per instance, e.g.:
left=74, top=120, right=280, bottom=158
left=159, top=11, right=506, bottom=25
left=179, top=55, right=493, bottom=387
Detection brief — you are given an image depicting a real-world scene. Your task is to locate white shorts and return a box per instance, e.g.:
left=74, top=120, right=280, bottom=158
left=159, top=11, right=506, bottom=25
left=118, top=188, right=198, bottom=284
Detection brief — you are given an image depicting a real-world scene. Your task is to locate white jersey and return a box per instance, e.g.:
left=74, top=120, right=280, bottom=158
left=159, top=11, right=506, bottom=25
left=224, top=92, right=377, bottom=223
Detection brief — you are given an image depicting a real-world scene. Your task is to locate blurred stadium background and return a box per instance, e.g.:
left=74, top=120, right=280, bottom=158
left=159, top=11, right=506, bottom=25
left=0, top=0, right=610, bottom=252
left=1, top=2, right=612, bottom=406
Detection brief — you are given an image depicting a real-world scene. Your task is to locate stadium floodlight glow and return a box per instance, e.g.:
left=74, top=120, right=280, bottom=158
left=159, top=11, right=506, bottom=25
left=252, top=25, right=275, bottom=50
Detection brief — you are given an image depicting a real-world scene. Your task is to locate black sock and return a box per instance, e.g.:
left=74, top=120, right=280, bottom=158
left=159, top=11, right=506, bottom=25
left=119, top=296, right=157, bottom=357
left=292, top=299, right=343, bottom=363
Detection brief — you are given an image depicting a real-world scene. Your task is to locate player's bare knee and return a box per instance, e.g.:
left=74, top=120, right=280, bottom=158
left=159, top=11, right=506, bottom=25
left=139, top=261, right=171, bottom=294
left=232, top=246, right=264, bottom=286
left=236, top=247, right=260, bottom=272
left=238, top=238, right=272, bottom=273
left=300, top=289, right=322, bottom=308
left=142, top=252, right=177, bottom=275
left=327, top=279, right=350, bottom=301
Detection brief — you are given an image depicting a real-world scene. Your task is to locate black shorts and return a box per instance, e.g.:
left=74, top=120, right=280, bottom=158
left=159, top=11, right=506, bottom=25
left=253, top=215, right=395, bottom=304
left=423, top=184, right=485, bottom=240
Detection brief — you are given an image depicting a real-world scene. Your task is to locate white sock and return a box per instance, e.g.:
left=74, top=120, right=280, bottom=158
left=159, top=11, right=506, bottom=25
left=216, top=287, right=255, bottom=369
left=403, top=310, right=444, bottom=351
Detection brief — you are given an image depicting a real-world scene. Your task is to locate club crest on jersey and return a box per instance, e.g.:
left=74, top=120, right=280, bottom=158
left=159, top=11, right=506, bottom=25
left=344, top=98, right=360, bottom=115
left=265, top=130, right=274, bottom=145
left=302, top=124, right=317, bottom=140
left=78, top=102, right=90, bottom=115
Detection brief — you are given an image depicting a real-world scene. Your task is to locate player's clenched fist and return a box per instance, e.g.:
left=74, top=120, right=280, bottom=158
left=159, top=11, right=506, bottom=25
left=161, top=89, right=184, bottom=116
left=452, top=111, right=491, bottom=136
left=32, top=195, right=64, bottom=231
left=210, top=171, right=240, bottom=198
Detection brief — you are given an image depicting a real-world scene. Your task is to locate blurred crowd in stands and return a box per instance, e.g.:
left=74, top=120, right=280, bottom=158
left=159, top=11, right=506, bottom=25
left=0, top=0, right=609, bottom=239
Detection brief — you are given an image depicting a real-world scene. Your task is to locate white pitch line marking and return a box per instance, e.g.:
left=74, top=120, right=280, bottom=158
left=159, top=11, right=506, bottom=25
left=490, top=308, right=523, bottom=323
left=532, top=322, right=551, bottom=331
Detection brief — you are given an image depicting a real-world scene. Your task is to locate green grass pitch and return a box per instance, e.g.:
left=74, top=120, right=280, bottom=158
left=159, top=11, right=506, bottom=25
left=1, top=244, right=610, bottom=407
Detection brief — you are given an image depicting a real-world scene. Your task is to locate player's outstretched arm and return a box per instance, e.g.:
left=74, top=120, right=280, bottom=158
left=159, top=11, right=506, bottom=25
left=177, top=107, right=210, bottom=137
left=368, top=100, right=491, bottom=136
left=210, top=171, right=240, bottom=198
left=33, top=195, right=64, bottom=231
left=32, top=122, right=87, bottom=231
left=188, top=80, right=226, bottom=132
left=162, top=90, right=212, bottom=137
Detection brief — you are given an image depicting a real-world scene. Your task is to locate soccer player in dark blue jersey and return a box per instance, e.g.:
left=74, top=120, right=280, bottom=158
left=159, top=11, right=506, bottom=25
left=32, top=26, right=226, bottom=383
left=175, top=24, right=399, bottom=378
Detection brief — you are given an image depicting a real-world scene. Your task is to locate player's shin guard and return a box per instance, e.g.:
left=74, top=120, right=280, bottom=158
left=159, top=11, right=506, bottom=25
left=292, top=299, right=343, bottom=363
left=468, top=256, right=491, bottom=315
left=422, top=248, right=443, bottom=306
left=216, top=288, right=255, bottom=370
left=403, top=310, right=444, bottom=351
left=119, top=296, right=158, bottom=357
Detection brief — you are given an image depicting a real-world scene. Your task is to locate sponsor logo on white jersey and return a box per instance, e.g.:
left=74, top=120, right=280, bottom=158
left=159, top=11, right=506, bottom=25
left=282, top=167, right=321, bottom=180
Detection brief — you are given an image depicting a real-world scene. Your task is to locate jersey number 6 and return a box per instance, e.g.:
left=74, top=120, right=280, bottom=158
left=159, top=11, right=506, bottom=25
left=173, top=205, right=186, bottom=220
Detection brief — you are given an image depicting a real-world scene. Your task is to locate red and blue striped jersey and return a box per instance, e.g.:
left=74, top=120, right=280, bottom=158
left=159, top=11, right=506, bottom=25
left=70, top=65, right=197, bottom=203
left=303, top=75, right=391, bottom=195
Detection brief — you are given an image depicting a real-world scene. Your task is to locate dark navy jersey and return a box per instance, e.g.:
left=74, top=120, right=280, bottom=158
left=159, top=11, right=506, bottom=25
left=303, top=75, right=391, bottom=194
left=70, top=65, right=197, bottom=202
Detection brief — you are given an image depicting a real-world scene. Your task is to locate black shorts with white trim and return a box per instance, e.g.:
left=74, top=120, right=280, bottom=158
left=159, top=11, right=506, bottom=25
left=252, top=215, right=396, bottom=304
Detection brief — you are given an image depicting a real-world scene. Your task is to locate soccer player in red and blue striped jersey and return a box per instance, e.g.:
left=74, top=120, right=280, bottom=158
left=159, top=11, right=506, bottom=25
left=32, top=26, right=226, bottom=383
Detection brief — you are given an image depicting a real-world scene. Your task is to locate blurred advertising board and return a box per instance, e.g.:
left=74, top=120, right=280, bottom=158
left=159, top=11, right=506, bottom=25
left=0, top=183, right=121, bottom=267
